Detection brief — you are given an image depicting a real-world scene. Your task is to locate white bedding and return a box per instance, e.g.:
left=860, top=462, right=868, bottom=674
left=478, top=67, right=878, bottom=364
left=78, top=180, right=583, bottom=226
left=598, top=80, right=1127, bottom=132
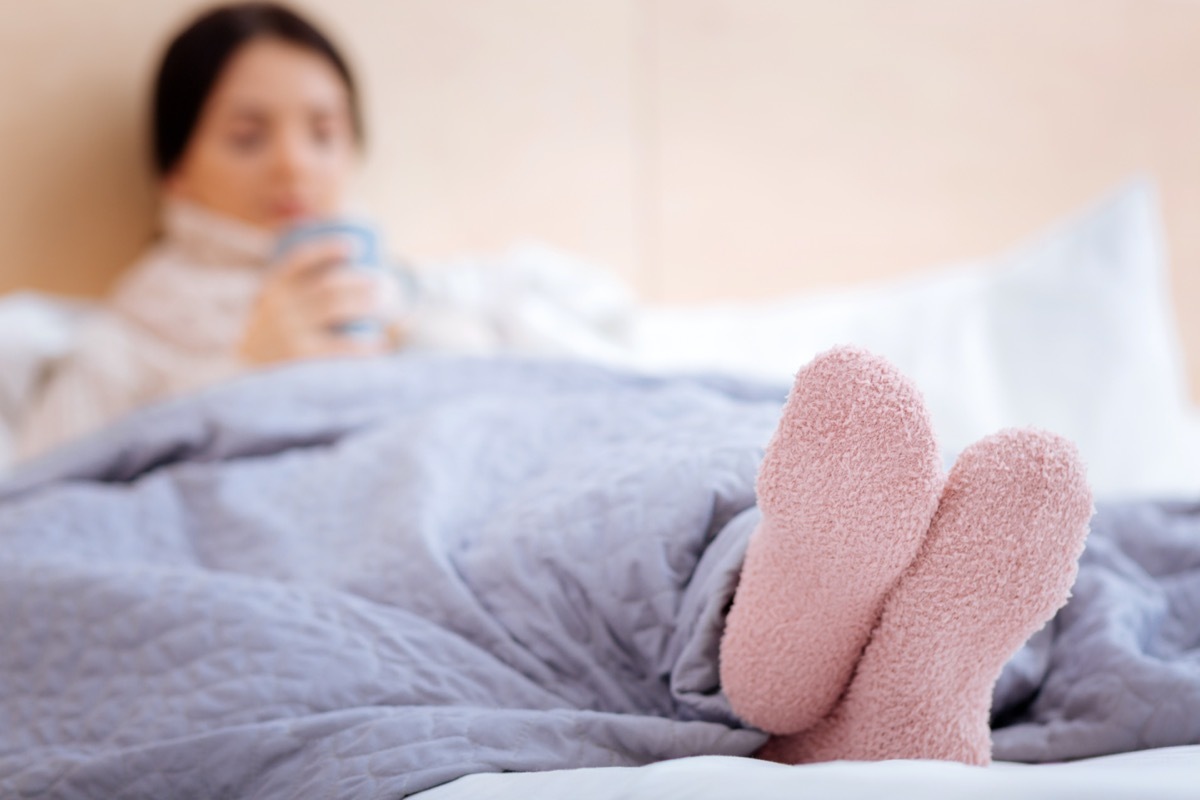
left=421, top=746, right=1200, bottom=799
left=0, top=292, right=91, bottom=468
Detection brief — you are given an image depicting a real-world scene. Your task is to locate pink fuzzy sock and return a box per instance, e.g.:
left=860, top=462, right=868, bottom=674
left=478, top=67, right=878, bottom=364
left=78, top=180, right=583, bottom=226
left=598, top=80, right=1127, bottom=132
left=719, top=346, right=944, bottom=735
left=761, top=428, right=1094, bottom=765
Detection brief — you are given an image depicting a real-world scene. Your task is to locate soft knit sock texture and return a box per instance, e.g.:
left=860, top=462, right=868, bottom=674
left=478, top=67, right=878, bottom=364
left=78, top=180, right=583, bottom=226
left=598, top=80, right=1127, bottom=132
left=760, top=428, right=1094, bottom=766
left=719, top=346, right=944, bottom=735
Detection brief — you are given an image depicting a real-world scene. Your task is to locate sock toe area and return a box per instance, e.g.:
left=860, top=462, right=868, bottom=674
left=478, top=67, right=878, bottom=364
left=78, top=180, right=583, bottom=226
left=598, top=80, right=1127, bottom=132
left=755, top=346, right=945, bottom=572
left=720, top=346, right=945, bottom=734
left=925, top=428, right=1094, bottom=624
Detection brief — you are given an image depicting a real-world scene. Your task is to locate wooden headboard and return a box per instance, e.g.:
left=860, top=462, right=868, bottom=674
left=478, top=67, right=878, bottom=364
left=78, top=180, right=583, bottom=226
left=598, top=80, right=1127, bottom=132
left=3, top=0, right=1197, bottom=399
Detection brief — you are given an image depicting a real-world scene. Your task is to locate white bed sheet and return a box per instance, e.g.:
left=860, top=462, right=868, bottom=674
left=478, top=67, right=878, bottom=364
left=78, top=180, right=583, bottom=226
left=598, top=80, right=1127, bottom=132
left=420, top=745, right=1200, bottom=800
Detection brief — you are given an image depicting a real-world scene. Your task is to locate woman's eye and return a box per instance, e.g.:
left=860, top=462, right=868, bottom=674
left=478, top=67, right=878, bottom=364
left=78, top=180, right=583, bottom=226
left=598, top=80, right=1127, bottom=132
left=227, top=131, right=264, bottom=151
left=311, top=123, right=336, bottom=146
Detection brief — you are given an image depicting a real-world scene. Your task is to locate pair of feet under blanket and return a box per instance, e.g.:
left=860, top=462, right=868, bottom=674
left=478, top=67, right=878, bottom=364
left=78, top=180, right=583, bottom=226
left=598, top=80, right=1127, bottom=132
left=1, top=356, right=1197, bottom=798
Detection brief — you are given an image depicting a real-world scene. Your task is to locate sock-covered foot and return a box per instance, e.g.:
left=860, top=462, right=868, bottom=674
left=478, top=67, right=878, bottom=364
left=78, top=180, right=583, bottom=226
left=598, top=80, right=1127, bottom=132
left=762, top=428, right=1093, bottom=765
left=719, top=346, right=944, bottom=735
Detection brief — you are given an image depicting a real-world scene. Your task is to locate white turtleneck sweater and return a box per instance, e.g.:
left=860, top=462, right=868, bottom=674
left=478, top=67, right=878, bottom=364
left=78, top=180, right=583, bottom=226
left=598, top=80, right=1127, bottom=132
left=18, top=201, right=273, bottom=460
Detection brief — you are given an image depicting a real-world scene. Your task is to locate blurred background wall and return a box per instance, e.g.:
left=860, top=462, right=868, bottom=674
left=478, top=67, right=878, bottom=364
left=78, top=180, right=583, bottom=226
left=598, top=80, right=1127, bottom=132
left=1, top=0, right=1197, bottom=396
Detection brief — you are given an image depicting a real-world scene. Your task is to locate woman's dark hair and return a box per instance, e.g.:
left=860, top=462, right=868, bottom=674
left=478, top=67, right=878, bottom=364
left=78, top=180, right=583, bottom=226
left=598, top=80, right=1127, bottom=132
left=151, top=2, right=363, bottom=175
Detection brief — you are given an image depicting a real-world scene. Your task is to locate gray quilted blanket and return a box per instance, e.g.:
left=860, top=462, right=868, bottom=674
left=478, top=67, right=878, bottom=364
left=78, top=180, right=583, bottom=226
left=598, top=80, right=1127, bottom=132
left=0, top=356, right=1197, bottom=798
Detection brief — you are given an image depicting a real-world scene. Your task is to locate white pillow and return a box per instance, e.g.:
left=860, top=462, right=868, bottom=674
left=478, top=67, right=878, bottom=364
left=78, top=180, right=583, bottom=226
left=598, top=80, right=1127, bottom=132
left=629, top=178, right=1198, bottom=499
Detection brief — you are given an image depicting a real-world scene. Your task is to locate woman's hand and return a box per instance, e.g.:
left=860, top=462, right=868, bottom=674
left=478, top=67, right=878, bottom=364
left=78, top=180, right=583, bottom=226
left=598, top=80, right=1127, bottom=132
left=237, top=239, right=403, bottom=366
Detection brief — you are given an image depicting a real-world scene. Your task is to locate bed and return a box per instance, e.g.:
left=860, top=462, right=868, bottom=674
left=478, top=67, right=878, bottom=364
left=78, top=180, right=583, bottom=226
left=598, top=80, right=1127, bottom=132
left=3, top=2, right=1200, bottom=795
left=1, top=182, right=1198, bottom=798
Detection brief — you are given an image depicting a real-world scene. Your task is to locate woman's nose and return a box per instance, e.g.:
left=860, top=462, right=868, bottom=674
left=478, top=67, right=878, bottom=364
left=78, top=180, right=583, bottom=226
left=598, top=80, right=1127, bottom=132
left=270, top=130, right=312, bottom=179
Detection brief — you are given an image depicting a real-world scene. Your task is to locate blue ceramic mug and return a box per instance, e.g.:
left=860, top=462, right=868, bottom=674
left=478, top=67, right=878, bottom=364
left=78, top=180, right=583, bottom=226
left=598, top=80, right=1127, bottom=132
left=273, top=219, right=384, bottom=338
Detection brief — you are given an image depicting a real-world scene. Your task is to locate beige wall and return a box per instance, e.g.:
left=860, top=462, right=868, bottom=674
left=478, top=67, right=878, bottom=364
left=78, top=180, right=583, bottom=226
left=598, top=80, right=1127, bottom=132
left=1, top=1, right=1198, bottom=398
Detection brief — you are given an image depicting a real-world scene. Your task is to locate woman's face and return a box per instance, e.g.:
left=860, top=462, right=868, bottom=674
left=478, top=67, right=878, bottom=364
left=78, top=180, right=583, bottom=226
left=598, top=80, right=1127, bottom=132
left=165, top=37, right=358, bottom=231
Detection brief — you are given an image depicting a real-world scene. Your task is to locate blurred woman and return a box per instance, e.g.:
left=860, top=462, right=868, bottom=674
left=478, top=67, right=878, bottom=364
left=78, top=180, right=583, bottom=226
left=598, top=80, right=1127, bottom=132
left=19, top=2, right=401, bottom=458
